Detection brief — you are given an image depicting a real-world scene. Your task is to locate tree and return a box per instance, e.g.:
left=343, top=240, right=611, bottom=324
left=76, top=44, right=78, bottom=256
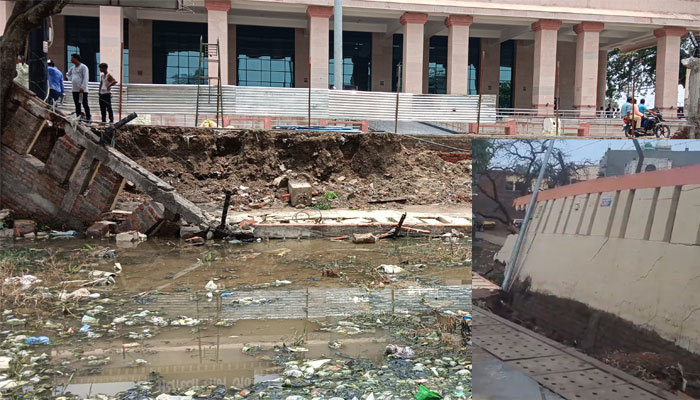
left=605, top=40, right=692, bottom=103
left=0, top=0, right=70, bottom=130
left=473, top=139, right=589, bottom=224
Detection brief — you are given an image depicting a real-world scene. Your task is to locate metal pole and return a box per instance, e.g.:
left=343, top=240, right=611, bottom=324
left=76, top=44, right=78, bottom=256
left=555, top=61, right=560, bottom=136
left=503, top=139, right=556, bottom=291
left=333, top=0, right=343, bottom=90
left=475, top=50, right=485, bottom=134
left=308, top=61, right=312, bottom=133
left=633, top=139, right=644, bottom=173
left=394, top=64, right=401, bottom=134
left=119, top=42, right=124, bottom=121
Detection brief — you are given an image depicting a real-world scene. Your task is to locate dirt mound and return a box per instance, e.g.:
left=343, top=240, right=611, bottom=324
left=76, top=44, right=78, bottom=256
left=113, top=127, right=471, bottom=211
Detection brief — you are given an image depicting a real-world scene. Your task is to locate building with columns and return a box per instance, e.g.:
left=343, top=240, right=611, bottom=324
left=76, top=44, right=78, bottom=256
left=1, top=0, right=698, bottom=117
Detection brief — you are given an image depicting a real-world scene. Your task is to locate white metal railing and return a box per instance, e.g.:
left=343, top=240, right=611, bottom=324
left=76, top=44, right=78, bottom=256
left=63, top=82, right=497, bottom=123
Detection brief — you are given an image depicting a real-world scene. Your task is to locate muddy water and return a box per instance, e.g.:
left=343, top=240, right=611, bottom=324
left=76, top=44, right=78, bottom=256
left=1, top=237, right=470, bottom=398
left=55, top=319, right=387, bottom=397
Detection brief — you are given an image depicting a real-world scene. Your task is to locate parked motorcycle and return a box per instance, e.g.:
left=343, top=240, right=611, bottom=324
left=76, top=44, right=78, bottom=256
left=623, top=111, right=671, bottom=138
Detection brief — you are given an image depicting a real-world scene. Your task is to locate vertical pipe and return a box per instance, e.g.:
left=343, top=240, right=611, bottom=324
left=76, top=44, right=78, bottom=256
left=633, top=139, right=644, bottom=173
left=395, top=64, right=401, bottom=134
left=308, top=61, right=312, bottom=133
left=476, top=50, right=485, bottom=134
left=555, top=61, right=560, bottom=136
left=503, top=139, right=555, bottom=291
left=119, top=42, right=124, bottom=121
left=333, top=0, right=343, bottom=90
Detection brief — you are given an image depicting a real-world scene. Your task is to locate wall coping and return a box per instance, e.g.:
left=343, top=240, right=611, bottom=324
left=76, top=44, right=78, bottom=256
left=204, top=0, right=230, bottom=13
left=653, top=26, right=687, bottom=38
left=513, top=164, right=700, bottom=208
left=306, top=5, right=333, bottom=19
left=531, top=19, right=562, bottom=32
left=400, top=12, right=429, bottom=26
left=445, top=15, right=473, bottom=28
left=573, top=21, right=604, bottom=34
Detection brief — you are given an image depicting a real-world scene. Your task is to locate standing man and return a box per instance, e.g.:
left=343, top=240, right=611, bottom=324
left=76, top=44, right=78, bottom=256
left=47, top=59, right=64, bottom=106
left=66, top=53, right=91, bottom=121
left=14, top=55, right=29, bottom=89
left=98, top=63, right=117, bottom=124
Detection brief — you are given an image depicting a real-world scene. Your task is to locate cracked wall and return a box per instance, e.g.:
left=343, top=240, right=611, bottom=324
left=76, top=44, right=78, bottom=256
left=505, top=166, right=700, bottom=354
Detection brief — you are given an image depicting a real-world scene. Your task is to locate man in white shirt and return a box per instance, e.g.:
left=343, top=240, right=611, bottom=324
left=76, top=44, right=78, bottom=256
left=66, top=53, right=91, bottom=121
left=98, top=63, right=117, bottom=124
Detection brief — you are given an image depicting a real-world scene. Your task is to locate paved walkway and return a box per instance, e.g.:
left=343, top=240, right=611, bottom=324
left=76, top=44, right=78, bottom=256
left=473, top=305, right=681, bottom=400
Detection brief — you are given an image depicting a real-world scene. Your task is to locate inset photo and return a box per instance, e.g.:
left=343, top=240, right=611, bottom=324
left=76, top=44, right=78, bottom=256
left=473, top=138, right=700, bottom=399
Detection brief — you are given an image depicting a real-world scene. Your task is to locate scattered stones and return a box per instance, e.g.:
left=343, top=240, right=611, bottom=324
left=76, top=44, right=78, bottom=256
left=352, top=233, right=376, bottom=244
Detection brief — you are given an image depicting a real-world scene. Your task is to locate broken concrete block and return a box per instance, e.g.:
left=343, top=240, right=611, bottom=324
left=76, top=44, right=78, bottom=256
left=118, top=201, right=165, bottom=234
left=180, top=225, right=202, bottom=240
left=272, top=175, right=289, bottom=189
left=13, top=219, right=36, bottom=236
left=352, top=233, right=377, bottom=244
left=87, top=221, right=118, bottom=239
left=288, top=180, right=312, bottom=207
left=115, top=230, right=146, bottom=242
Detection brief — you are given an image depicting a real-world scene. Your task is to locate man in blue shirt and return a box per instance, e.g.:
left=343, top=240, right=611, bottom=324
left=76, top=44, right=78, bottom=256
left=47, top=60, right=64, bottom=105
left=638, top=99, right=648, bottom=115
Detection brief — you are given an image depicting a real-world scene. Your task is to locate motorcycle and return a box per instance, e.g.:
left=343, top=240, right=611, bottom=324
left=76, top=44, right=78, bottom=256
left=623, top=111, right=671, bottom=138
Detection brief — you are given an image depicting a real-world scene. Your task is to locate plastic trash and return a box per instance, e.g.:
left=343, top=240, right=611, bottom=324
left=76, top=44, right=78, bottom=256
left=385, top=344, right=415, bottom=359
left=205, top=280, right=218, bottom=291
left=378, top=264, right=405, bottom=274
left=79, top=324, right=91, bottom=333
left=25, top=336, right=50, bottom=345
left=415, top=385, right=442, bottom=400
left=50, top=230, right=78, bottom=237
left=81, top=315, right=99, bottom=324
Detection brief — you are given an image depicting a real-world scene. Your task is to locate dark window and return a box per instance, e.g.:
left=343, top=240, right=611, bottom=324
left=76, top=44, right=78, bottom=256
left=122, top=19, right=129, bottom=84
left=237, top=25, right=294, bottom=87
left=391, top=34, right=402, bottom=92
left=65, top=16, right=100, bottom=82
left=153, top=21, right=207, bottom=84
left=428, top=36, right=447, bottom=94
left=329, top=31, right=371, bottom=91
left=645, top=164, right=657, bottom=172
left=468, top=37, right=481, bottom=95
left=499, top=40, right=515, bottom=109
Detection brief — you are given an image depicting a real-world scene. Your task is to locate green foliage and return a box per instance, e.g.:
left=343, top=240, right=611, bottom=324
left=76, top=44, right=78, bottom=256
left=324, top=191, right=339, bottom=200
left=313, top=198, right=333, bottom=210
left=471, top=140, right=494, bottom=175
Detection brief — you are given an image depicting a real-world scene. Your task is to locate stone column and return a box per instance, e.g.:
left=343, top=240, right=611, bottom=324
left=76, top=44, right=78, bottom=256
left=445, top=15, right=473, bottom=95
left=597, top=50, right=608, bottom=109
left=681, top=57, right=699, bottom=137
left=654, top=26, right=687, bottom=117
left=400, top=12, right=428, bottom=94
left=531, top=19, right=562, bottom=115
left=371, top=33, right=393, bottom=92
left=573, top=22, right=604, bottom=117
left=481, top=38, right=501, bottom=95
left=99, top=6, right=124, bottom=82
left=294, top=28, right=310, bottom=88
left=0, top=1, right=13, bottom=35
left=129, top=20, right=153, bottom=84
left=306, top=6, right=333, bottom=89
left=205, top=0, right=231, bottom=85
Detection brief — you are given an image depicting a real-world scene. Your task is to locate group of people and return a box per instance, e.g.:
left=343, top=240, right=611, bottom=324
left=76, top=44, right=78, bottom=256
left=15, top=53, right=118, bottom=124
left=598, top=105, right=622, bottom=119
left=621, top=97, right=658, bottom=132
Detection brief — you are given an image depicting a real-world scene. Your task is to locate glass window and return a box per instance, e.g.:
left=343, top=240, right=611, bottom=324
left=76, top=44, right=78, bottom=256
left=65, top=16, right=100, bottom=82
left=499, top=40, right=515, bottom=109
left=122, top=20, right=129, bottom=84
left=329, top=31, right=372, bottom=91
left=468, top=37, right=481, bottom=95
left=237, top=25, right=294, bottom=87
left=428, top=36, right=448, bottom=94
left=153, top=21, right=207, bottom=84
left=392, top=34, right=402, bottom=92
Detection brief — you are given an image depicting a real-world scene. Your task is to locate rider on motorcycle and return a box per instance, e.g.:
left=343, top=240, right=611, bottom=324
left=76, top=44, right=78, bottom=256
left=621, top=97, right=643, bottom=129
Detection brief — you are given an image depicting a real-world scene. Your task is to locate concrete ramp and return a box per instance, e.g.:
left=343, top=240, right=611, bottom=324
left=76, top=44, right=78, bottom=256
left=0, top=84, right=211, bottom=230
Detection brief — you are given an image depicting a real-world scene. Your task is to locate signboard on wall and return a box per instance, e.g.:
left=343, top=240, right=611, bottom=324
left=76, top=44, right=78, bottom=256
left=600, top=195, right=613, bottom=207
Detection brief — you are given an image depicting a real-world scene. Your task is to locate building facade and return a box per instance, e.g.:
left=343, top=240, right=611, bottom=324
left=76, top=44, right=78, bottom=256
left=1, top=0, right=698, bottom=116
left=600, top=143, right=700, bottom=176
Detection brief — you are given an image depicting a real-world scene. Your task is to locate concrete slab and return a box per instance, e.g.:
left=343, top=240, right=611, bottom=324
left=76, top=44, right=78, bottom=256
left=473, top=359, right=559, bottom=400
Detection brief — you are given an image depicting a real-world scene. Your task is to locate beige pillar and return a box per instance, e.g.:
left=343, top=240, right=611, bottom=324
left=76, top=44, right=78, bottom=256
left=205, top=0, right=230, bottom=85
left=597, top=49, right=608, bottom=109
left=99, top=6, right=124, bottom=82
left=654, top=26, right=686, bottom=117
left=306, top=6, right=332, bottom=89
left=371, top=32, right=393, bottom=92
left=481, top=38, right=501, bottom=95
left=0, top=1, right=13, bottom=35
left=445, top=15, right=473, bottom=95
left=400, top=12, right=428, bottom=94
left=531, top=19, right=562, bottom=115
left=129, top=20, right=153, bottom=84
left=295, top=28, right=310, bottom=88
left=573, top=22, right=604, bottom=117
left=48, top=15, right=66, bottom=73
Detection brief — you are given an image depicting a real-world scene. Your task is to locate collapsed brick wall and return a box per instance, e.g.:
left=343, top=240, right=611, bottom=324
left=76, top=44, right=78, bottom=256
left=0, top=84, right=210, bottom=231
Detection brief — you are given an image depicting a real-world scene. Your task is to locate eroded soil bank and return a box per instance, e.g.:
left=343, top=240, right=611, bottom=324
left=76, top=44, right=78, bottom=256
left=112, top=128, right=472, bottom=212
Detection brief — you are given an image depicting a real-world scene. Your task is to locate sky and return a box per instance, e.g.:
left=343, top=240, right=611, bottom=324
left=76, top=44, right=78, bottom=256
left=486, top=139, right=700, bottom=166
